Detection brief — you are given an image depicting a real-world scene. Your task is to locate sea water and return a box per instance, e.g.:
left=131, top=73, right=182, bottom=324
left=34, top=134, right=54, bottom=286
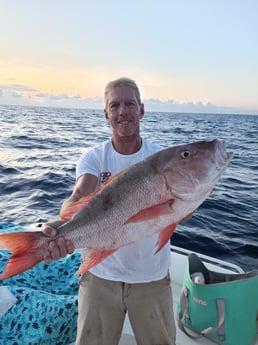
left=0, top=105, right=257, bottom=270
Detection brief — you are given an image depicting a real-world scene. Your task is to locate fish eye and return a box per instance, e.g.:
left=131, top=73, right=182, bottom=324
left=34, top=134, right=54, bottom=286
left=181, top=150, right=190, bottom=158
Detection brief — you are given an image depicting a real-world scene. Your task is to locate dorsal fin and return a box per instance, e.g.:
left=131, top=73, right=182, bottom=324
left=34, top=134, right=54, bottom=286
left=60, top=171, right=123, bottom=221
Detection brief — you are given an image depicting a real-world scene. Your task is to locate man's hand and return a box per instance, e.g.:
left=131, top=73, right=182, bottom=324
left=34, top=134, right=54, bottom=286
left=41, top=221, right=75, bottom=264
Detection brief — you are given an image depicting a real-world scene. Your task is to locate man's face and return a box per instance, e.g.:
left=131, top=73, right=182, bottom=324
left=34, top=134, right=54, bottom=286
left=105, top=85, right=144, bottom=138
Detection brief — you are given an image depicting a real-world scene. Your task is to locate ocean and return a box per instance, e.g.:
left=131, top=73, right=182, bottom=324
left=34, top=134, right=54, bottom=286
left=0, top=104, right=257, bottom=271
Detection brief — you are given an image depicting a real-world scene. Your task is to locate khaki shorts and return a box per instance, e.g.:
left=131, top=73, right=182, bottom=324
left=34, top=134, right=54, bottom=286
left=75, top=271, right=176, bottom=345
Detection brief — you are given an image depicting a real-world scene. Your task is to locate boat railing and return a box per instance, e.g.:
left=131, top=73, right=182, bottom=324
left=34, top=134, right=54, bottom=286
left=170, top=244, right=244, bottom=275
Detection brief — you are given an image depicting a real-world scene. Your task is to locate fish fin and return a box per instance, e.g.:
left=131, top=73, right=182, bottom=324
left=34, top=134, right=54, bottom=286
left=75, top=248, right=116, bottom=276
left=155, top=223, right=177, bottom=254
left=60, top=194, right=95, bottom=220
left=60, top=172, right=124, bottom=221
left=124, top=200, right=174, bottom=225
left=0, top=231, right=43, bottom=280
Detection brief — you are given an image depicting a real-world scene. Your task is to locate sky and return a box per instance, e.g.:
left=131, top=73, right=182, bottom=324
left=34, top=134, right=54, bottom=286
left=0, top=0, right=258, bottom=114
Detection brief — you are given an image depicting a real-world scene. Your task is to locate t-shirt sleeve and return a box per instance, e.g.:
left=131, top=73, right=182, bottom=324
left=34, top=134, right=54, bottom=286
left=76, top=149, right=100, bottom=180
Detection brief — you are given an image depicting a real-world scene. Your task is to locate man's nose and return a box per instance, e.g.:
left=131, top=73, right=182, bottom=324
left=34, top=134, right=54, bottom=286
left=118, top=103, right=128, bottom=114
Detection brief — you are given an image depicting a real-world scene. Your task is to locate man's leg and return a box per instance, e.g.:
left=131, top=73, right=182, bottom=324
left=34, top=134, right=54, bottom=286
left=125, top=273, right=176, bottom=345
left=75, top=272, right=126, bottom=345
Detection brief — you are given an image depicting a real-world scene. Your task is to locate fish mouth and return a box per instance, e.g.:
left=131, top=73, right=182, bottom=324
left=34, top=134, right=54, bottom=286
left=215, top=140, right=234, bottom=165
left=213, top=140, right=233, bottom=182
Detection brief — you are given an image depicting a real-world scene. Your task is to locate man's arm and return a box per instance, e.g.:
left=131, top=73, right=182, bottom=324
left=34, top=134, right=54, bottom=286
left=42, top=173, right=98, bottom=263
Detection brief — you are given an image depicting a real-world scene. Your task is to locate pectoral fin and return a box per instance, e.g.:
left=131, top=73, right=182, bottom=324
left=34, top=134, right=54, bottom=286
left=124, top=200, right=174, bottom=225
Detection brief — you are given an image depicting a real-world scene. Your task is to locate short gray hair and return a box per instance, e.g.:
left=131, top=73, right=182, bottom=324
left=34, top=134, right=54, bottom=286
left=104, top=77, right=142, bottom=108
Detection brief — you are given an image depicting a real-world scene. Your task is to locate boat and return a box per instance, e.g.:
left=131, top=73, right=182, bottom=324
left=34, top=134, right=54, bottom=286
left=69, top=245, right=258, bottom=345
left=0, top=222, right=257, bottom=344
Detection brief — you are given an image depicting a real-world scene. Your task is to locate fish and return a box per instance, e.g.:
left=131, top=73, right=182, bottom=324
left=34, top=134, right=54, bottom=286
left=0, top=139, right=233, bottom=280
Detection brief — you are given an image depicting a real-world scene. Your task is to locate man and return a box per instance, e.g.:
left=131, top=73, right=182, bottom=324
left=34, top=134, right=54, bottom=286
left=42, top=77, right=176, bottom=345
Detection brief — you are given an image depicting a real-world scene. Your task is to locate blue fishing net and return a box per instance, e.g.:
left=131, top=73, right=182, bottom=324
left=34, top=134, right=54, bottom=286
left=0, top=223, right=81, bottom=345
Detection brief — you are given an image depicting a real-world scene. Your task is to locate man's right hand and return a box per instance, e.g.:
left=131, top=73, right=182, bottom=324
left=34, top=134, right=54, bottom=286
left=41, top=173, right=98, bottom=264
left=41, top=221, right=75, bottom=264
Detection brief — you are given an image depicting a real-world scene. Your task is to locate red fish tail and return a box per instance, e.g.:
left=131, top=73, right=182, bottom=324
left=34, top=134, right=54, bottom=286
left=0, top=231, right=44, bottom=280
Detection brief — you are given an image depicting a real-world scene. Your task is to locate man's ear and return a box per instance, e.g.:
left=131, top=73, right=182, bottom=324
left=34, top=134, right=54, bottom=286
left=104, top=109, right=109, bottom=121
left=139, top=103, right=145, bottom=119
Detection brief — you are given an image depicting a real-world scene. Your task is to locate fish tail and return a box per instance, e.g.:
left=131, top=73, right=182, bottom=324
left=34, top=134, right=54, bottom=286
left=0, top=231, right=43, bottom=280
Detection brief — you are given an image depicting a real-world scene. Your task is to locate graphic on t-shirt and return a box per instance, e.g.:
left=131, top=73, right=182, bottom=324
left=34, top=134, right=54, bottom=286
left=100, top=171, right=112, bottom=183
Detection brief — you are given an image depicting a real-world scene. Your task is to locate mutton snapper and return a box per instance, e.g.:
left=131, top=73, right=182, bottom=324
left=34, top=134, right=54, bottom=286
left=0, top=139, right=233, bottom=280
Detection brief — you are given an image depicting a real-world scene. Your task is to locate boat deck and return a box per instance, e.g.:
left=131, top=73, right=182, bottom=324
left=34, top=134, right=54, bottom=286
left=70, top=246, right=258, bottom=345
left=119, top=282, right=217, bottom=345
left=119, top=281, right=217, bottom=345
left=119, top=246, right=258, bottom=345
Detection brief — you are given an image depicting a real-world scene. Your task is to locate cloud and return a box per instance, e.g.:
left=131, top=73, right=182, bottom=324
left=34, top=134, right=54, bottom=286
left=0, top=84, right=39, bottom=101
left=0, top=84, right=257, bottom=115
left=0, top=84, right=38, bottom=92
left=30, top=92, right=104, bottom=109
left=143, top=98, right=258, bottom=115
left=35, top=92, right=82, bottom=101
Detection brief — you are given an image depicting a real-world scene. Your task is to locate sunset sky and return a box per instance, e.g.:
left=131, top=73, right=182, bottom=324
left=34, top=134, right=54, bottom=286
left=0, top=0, right=257, bottom=114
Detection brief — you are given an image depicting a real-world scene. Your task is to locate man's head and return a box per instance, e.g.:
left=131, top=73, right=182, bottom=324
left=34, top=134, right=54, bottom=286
left=104, top=77, right=144, bottom=139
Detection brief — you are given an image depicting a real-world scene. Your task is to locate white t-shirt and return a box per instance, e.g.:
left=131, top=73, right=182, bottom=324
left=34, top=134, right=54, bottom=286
left=76, top=138, right=171, bottom=283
